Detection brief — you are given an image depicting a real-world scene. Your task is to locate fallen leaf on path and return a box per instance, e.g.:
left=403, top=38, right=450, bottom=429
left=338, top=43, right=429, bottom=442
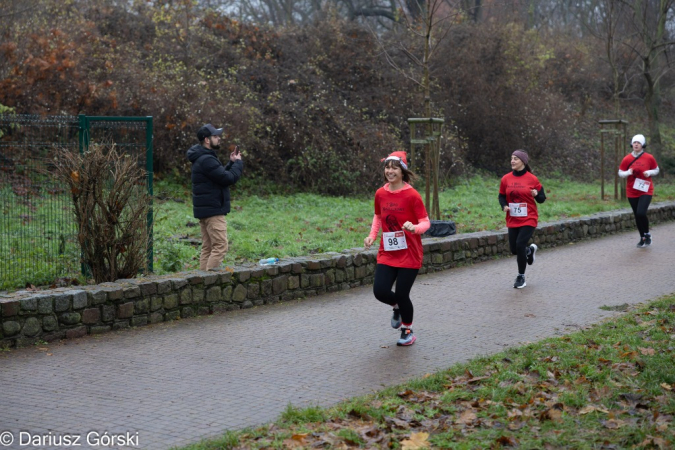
left=384, top=416, right=411, bottom=430
left=496, top=435, right=519, bottom=446
left=603, top=419, right=625, bottom=429
left=401, top=432, right=429, bottom=449
left=637, top=437, right=668, bottom=449
left=281, top=438, right=304, bottom=448
left=539, top=408, right=562, bottom=422
left=579, top=405, right=609, bottom=415
left=579, top=405, right=596, bottom=415
left=638, top=347, right=655, bottom=355
left=457, top=409, right=477, bottom=425
left=467, top=375, right=490, bottom=384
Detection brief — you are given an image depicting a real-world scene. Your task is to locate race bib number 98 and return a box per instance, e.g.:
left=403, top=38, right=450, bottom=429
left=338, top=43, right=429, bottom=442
left=509, top=203, right=528, bottom=217
left=383, top=231, right=408, bottom=251
left=633, top=178, right=650, bottom=193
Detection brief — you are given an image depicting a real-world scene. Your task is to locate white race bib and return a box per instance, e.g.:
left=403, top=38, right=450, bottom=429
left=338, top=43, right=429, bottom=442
left=383, top=231, right=408, bottom=251
left=509, top=203, right=528, bottom=217
left=633, top=178, right=650, bottom=193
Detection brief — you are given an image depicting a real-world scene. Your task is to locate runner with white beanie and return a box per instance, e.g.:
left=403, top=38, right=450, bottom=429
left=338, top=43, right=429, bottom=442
left=618, top=134, right=660, bottom=248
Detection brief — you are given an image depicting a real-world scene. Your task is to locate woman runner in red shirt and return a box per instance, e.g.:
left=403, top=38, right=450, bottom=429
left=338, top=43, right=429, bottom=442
left=498, top=150, right=546, bottom=289
left=364, top=151, right=430, bottom=346
left=618, top=134, right=660, bottom=248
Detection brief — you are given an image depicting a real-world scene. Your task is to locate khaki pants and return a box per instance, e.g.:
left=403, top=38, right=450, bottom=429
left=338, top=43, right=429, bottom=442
left=199, top=216, right=228, bottom=270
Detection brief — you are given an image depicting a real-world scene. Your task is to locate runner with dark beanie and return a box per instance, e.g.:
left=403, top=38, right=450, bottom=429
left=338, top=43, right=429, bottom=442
left=498, top=150, right=546, bottom=289
left=364, top=151, right=430, bottom=346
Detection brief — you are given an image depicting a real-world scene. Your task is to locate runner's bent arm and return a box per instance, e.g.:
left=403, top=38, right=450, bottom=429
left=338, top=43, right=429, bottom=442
left=534, top=186, right=546, bottom=204
left=643, top=166, right=660, bottom=178
left=414, top=217, right=431, bottom=234
left=368, top=214, right=381, bottom=241
left=498, top=193, right=508, bottom=211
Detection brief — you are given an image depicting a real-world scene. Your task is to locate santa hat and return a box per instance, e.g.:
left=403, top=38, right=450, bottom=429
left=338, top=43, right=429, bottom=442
left=382, top=151, right=408, bottom=170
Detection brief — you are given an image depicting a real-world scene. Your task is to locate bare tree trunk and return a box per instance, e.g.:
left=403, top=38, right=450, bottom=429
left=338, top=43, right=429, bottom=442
left=461, top=0, right=482, bottom=22
left=423, top=10, right=431, bottom=214
left=643, top=64, right=663, bottom=158
left=631, top=0, right=674, bottom=160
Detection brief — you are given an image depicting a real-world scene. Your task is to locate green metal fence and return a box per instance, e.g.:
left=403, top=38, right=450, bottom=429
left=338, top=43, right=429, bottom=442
left=0, top=114, right=153, bottom=291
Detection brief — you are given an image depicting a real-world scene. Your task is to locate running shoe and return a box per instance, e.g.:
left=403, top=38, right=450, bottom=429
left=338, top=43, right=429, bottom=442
left=637, top=237, right=646, bottom=248
left=513, top=274, right=526, bottom=289
left=527, top=244, right=538, bottom=265
left=644, top=234, right=652, bottom=246
left=391, top=308, right=402, bottom=329
left=397, top=328, right=416, bottom=346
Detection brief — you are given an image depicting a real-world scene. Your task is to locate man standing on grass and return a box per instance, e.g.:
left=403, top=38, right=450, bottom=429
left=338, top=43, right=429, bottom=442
left=187, top=123, right=243, bottom=270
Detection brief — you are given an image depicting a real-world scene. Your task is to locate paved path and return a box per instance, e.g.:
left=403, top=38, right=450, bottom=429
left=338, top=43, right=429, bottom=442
left=1, top=223, right=675, bottom=450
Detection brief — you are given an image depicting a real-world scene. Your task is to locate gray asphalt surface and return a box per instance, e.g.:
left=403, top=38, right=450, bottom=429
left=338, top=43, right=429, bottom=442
left=1, top=222, right=674, bottom=450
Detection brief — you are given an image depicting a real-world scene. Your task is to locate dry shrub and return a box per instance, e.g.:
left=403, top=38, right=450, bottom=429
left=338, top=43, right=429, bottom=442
left=51, top=143, right=150, bottom=283
left=0, top=3, right=420, bottom=194
left=4, top=1, right=655, bottom=190
left=432, top=23, right=581, bottom=176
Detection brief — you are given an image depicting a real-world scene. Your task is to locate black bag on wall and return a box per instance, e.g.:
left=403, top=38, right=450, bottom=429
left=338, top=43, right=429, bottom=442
left=424, top=220, right=456, bottom=237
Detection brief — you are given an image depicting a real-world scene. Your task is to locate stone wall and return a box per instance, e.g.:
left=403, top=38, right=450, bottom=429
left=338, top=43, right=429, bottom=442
left=2, top=202, right=674, bottom=348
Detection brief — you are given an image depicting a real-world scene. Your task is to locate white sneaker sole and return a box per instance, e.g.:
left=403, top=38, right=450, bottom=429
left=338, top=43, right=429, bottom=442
left=397, top=335, right=416, bottom=346
left=528, top=244, right=537, bottom=265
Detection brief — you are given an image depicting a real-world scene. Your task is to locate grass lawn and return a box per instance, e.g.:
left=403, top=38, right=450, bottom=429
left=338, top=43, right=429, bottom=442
left=3, top=174, right=674, bottom=289
left=152, top=175, right=675, bottom=274
left=0, top=186, right=81, bottom=290
left=178, top=294, right=675, bottom=449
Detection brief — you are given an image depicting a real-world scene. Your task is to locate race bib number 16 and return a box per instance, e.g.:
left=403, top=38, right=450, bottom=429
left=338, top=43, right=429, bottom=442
left=383, top=231, right=408, bottom=251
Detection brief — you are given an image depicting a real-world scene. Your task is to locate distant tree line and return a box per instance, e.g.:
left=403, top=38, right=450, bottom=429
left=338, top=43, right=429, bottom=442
left=0, top=0, right=673, bottom=194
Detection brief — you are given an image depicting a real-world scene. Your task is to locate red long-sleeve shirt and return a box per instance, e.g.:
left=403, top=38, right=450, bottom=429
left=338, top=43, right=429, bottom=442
left=499, top=171, right=543, bottom=228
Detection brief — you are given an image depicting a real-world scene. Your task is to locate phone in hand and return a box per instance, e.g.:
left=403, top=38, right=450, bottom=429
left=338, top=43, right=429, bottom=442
left=234, top=145, right=240, bottom=156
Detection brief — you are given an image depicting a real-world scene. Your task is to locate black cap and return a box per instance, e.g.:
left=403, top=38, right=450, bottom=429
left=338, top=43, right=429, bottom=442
left=197, top=124, right=223, bottom=141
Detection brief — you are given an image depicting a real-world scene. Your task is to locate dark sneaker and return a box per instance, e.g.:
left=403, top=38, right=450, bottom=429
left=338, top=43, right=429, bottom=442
left=637, top=237, right=646, bottom=248
left=513, top=275, right=526, bottom=289
left=397, top=328, right=416, bottom=346
left=644, top=234, right=652, bottom=246
left=391, top=308, right=402, bottom=329
left=527, top=244, right=538, bottom=265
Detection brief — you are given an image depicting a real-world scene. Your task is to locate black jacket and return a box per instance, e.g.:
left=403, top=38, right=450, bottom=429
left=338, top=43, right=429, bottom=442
left=187, top=144, right=243, bottom=219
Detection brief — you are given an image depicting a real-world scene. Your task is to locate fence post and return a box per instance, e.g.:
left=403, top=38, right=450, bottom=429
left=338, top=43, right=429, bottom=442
left=78, top=114, right=91, bottom=278
left=78, top=114, right=89, bottom=154
left=145, top=117, right=154, bottom=272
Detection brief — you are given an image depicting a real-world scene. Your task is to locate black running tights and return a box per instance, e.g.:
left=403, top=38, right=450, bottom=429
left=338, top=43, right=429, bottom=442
left=628, top=195, right=652, bottom=237
left=508, top=226, right=535, bottom=275
left=373, top=264, right=419, bottom=326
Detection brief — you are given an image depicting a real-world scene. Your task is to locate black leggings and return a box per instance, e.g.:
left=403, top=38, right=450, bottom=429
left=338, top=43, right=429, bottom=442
left=373, top=264, right=419, bottom=326
left=508, top=226, right=535, bottom=275
left=628, top=195, right=652, bottom=237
